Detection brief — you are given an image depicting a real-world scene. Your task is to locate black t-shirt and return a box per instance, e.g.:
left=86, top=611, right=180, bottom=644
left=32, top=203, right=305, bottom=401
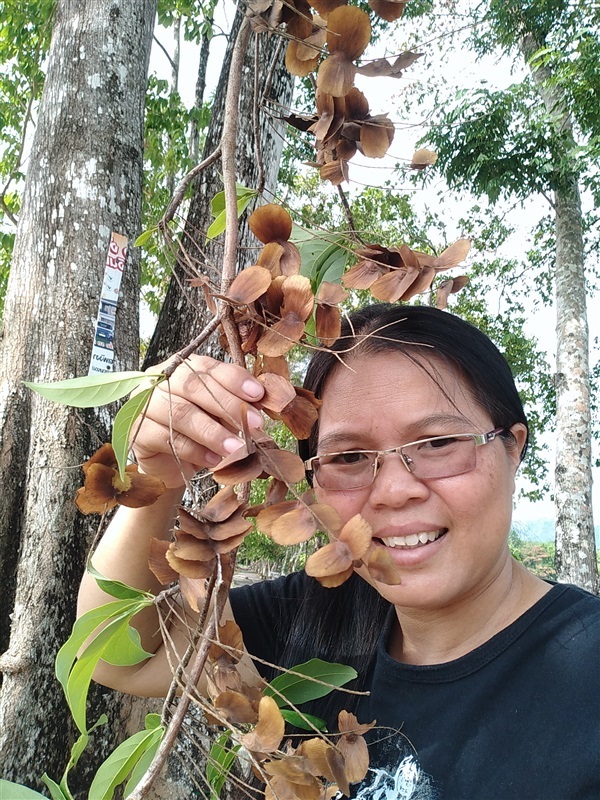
left=230, top=572, right=600, bottom=800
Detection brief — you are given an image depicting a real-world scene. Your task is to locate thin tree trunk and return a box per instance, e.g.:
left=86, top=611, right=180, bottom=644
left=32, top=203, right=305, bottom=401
left=189, top=8, right=213, bottom=163
left=0, top=0, right=157, bottom=791
left=521, top=34, right=598, bottom=593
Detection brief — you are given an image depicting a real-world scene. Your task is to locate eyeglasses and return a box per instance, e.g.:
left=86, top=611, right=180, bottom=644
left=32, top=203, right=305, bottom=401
left=304, top=428, right=506, bottom=491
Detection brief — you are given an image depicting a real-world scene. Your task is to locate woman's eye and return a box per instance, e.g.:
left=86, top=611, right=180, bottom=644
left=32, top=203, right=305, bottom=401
left=330, top=451, right=368, bottom=465
left=420, top=437, right=459, bottom=450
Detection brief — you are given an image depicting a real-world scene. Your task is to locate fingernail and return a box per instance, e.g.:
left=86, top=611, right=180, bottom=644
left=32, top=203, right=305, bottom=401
left=205, top=450, right=221, bottom=466
left=248, top=410, right=264, bottom=429
left=224, top=437, right=244, bottom=454
left=242, top=379, right=263, bottom=399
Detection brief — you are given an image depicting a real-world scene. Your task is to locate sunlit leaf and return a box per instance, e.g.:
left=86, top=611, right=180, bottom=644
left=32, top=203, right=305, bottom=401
left=55, top=599, right=150, bottom=690
left=88, top=726, right=164, bottom=800
left=122, top=736, right=162, bottom=799
left=59, top=605, right=153, bottom=733
left=0, top=781, right=50, bottom=800
left=134, top=228, right=156, bottom=248
left=86, top=563, right=154, bottom=601
left=24, top=372, right=161, bottom=408
left=40, top=775, right=67, bottom=800
left=112, top=385, right=157, bottom=480
left=207, top=188, right=257, bottom=240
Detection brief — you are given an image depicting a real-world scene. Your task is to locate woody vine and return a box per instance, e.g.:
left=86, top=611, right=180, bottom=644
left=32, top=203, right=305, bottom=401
left=8, top=2, right=473, bottom=799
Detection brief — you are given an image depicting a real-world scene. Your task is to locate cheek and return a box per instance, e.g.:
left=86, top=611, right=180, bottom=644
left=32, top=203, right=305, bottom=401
left=314, top=487, right=368, bottom=523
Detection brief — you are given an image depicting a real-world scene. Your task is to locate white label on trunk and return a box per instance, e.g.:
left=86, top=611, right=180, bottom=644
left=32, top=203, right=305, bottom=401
left=88, top=232, right=127, bottom=375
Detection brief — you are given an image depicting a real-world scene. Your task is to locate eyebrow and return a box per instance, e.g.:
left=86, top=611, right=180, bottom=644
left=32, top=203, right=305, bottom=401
left=317, top=412, right=478, bottom=452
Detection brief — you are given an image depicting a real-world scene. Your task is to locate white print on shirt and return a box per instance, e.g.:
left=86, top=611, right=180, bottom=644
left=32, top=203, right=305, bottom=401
left=354, top=753, right=437, bottom=800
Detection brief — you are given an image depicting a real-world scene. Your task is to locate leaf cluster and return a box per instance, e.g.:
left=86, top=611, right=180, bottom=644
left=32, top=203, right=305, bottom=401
left=423, top=82, right=568, bottom=203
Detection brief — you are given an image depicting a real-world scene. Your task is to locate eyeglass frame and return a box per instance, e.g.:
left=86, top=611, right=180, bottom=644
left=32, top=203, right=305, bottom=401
left=303, top=427, right=507, bottom=491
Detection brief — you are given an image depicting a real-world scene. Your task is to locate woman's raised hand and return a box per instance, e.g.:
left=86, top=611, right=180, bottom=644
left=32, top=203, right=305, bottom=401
left=132, top=355, right=265, bottom=488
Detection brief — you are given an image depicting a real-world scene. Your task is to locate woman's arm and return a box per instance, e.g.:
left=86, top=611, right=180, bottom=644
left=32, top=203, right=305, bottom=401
left=76, top=355, right=266, bottom=697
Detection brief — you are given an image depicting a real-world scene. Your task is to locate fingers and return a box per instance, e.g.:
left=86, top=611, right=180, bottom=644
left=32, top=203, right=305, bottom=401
left=132, top=356, right=266, bottom=486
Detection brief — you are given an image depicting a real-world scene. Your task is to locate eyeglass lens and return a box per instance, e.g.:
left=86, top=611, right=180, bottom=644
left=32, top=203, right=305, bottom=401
left=314, top=435, right=478, bottom=490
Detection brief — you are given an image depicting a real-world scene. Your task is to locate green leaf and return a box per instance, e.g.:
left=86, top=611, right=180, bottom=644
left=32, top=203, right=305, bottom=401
left=56, top=601, right=152, bottom=733
left=315, top=245, right=348, bottom=288
left=264, top=659, right=357, bottom=707
left=66, top=613, right=154, bottom=732
left=87, top=563, right=154, bottom=601
left=0, top=780, right=51, bottom=800
left=24, top=372, right=162, bottom=408
left=134, top=228, right=156, bottom=247
left=111, top=384, right=158, bottom=480
left=280, top=709, right=327, bottom=731
left=100, top=621, right=152, bottom=667
left=206, top=733, right=241, bottom=800
left=292, top=226, right=351, bottom=291
left=122, top=735, right=162, bottom=798
left=144, top=713, right=162, bottom=730
left=40, top=775, right=69, bottom=800
left=55, top=599, right=147, bottom=689
left=88, top=726, right=164, bottom=800
left=68, top=731, right=90, bottom=770
left=207, top=186, right=257, bottom=240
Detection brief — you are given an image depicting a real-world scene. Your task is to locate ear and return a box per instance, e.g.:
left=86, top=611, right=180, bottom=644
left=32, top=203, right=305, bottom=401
left=508, top=423, right=528, bottom=470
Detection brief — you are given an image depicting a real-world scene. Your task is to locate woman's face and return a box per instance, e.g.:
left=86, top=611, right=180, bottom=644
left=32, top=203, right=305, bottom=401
left=313, top=351, right=527, bottom=612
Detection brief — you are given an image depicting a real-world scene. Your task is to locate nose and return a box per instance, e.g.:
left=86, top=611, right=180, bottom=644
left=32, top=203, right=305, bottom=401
left=367, top=451, right=430, bottom=508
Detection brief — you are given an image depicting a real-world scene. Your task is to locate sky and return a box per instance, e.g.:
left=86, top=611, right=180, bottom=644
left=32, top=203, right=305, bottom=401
left=149, top=9, right=599, bottom=533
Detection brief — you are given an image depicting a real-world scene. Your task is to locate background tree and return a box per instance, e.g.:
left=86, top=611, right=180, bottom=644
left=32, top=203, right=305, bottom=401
left=0, top=0, right=157, bottom=789
left=404, top=0, right=599, bottom=591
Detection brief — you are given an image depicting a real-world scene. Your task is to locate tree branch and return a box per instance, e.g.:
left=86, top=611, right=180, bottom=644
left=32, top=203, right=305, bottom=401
left=337, top=185, right=364, bottom=244
left=152, top=34, right=177, bottom=74
left=254, top=33, right=266, bottom=194
left=160, top=146, right=222, bottom=227
left=219, top=15, right=252, bottom=367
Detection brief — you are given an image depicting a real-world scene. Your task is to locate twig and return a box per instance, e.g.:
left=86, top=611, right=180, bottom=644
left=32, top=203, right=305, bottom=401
left=336, top=185, right=364, bottom=245
left=161, top=573, right=217, bottom=719
left=219, top=15, right=252, bottom=367
left=152, top=34, right=177, bottom=73
left=160, top=146, right=222, bottom=227
left=161, top=314, right=222, bottom=378
left=253, top=33, right=265, bottom=194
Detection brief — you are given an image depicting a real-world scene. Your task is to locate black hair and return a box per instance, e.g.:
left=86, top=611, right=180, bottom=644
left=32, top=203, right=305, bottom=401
left=298, top=303, right=529, bottom=466
left=282, top=304, right=529, bottom=729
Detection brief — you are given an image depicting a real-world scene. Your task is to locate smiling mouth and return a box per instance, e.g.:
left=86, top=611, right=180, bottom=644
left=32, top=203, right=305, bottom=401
left=378, top=529, right=447, bottom=549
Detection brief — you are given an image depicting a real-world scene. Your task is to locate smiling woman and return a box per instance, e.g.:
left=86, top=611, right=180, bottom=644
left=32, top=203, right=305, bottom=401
left=77, top=303, right=600, bottom=800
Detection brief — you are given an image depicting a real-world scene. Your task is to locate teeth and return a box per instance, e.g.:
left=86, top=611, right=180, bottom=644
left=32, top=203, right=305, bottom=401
left=384, top=531, right=442, bottom=549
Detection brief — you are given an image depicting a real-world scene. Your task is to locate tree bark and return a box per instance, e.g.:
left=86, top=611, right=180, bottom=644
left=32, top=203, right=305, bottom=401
left=144, top=4, right=294, bottom=365
left=0, top=0, right=157, bottom=792
left=521, top=34, right=598, bottom=593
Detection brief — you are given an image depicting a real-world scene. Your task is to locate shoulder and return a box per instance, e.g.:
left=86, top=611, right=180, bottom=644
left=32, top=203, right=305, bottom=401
left=537, top=583, right=600, bottom=661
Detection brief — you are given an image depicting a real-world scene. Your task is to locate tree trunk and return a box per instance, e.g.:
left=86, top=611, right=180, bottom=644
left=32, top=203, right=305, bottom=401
left=144, top=5, right=294, bottom=365
left=0, top=0, right=157, bottom=792
left=521, top=34, right=598, bottom=593
left=553, top=179, right=598, bottom=592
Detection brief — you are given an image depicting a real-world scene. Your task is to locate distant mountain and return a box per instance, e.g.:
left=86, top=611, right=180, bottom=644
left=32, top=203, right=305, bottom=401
left=513, top=518, right=600, bottom=546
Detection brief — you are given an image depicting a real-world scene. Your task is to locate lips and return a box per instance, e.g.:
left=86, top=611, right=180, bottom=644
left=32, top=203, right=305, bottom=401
left=378, top=529, right=447, bottom=549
